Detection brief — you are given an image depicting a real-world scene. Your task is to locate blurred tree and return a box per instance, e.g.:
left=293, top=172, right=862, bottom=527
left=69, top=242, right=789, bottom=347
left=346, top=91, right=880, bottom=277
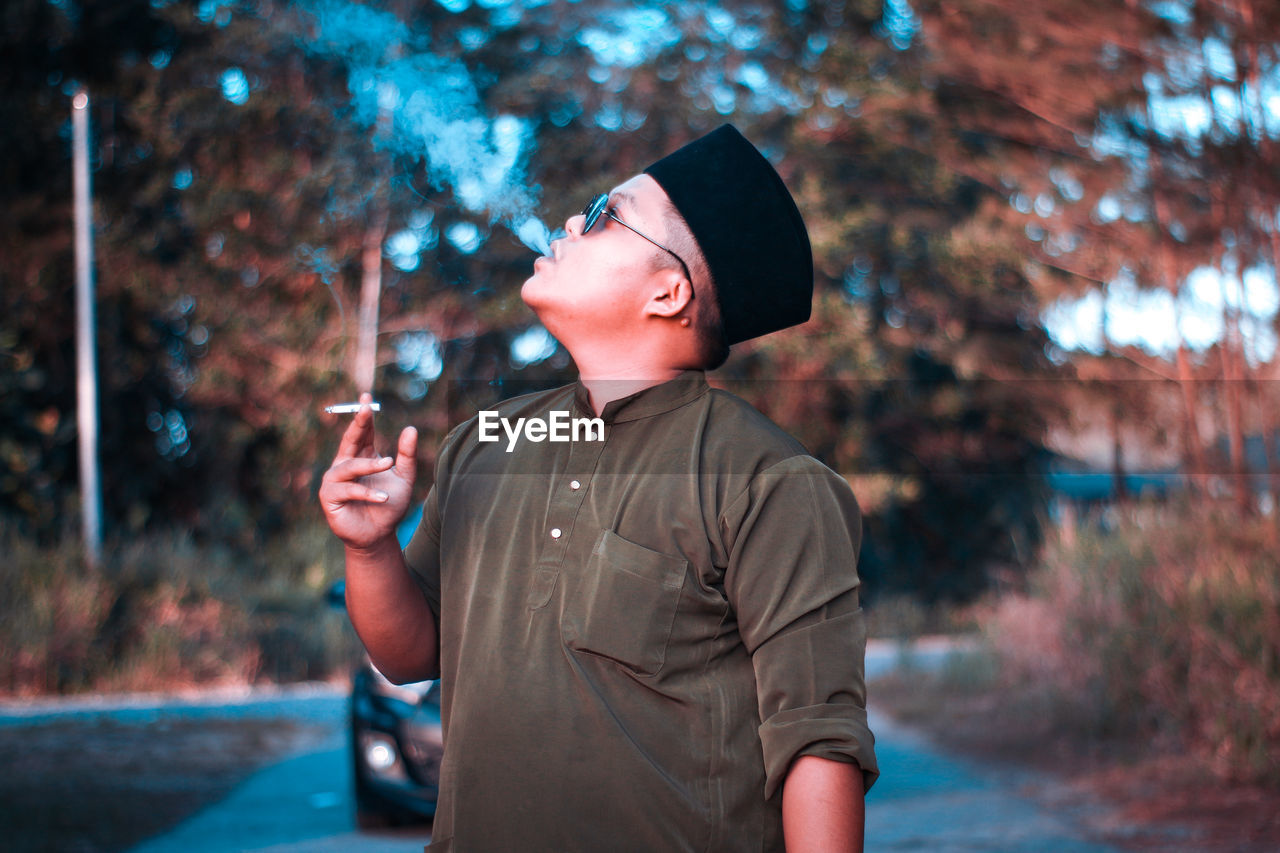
left=911, top=0, right=1280, bottom=516
left=4, top=0, right=1094, bottom=601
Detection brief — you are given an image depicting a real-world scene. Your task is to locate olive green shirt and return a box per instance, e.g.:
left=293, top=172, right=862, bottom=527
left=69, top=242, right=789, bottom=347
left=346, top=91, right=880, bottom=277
left=404, top=371, right=877, bottom=852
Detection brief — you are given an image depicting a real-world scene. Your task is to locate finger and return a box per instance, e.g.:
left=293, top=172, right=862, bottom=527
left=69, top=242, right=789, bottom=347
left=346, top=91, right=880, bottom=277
left=323, top=481, right=391, bottom=506
left=335, top=404, right=376, bottom=460
left=394, top=426, right=418, bottom=482
left=356, top=392, right=382, bottom=456
left=328, top=455, right=395, bottom=482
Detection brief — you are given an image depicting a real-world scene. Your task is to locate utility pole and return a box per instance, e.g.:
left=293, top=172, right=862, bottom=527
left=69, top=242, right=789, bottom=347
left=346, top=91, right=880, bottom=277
left=72, top=87, right=102, bottom=570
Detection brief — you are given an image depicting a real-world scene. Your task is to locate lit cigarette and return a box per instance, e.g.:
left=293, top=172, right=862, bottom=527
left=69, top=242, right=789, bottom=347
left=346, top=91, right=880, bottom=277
left=324, top=402, right=381, bottom=414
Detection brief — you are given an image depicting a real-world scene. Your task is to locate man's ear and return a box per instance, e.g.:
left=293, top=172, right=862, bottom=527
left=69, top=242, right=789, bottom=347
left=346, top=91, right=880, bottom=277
left=643, top=268, right=694, bottom=319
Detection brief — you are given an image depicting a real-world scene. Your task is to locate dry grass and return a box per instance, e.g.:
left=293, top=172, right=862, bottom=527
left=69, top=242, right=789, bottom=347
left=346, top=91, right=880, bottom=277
left=872, top=504, right=1280, bottom=851
left=0, top=518, right=359, bottom=698
left=980, top=505, right=1280, bottom=784
left=873, top=656, right=1280, bottom=851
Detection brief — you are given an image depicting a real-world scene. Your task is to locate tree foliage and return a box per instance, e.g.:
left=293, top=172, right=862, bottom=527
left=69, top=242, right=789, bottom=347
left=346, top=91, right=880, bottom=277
left=15, top=0, right=1273, bottom=600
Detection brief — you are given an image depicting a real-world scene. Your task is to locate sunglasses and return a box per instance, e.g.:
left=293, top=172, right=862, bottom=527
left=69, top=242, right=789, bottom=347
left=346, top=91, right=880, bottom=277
left=581, top=193, right=692, bottom=284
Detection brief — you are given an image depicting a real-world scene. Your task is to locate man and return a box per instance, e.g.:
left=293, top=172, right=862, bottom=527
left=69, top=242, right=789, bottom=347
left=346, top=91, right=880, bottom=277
left=320, top=125, right=878, bottom=852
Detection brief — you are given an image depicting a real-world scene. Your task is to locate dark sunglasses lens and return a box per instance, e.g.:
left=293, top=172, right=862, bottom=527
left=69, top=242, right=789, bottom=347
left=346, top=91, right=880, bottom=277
left=582, top=194, right=607, bottom=232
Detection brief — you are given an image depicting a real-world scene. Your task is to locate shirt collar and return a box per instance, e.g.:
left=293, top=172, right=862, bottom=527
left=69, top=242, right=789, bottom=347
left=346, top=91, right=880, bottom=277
left=572, top=370, right=710, bottom=424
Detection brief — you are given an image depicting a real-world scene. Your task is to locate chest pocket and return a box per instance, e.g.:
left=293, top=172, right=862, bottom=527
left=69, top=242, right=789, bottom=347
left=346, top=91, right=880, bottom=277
left=564, top=529, right=688, bottom=677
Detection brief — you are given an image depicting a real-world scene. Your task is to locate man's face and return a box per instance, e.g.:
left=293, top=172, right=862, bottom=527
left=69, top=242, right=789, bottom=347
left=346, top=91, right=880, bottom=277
left=521, top=173, right=676, bottom=343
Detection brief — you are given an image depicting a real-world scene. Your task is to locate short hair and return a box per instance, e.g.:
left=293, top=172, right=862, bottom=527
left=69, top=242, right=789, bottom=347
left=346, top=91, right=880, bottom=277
left=657, top=198, right=730, bottom=370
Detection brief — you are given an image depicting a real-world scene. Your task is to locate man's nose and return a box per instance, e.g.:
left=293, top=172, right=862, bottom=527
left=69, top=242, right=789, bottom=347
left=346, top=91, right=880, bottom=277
left=564, top=212, right=584, bottom=237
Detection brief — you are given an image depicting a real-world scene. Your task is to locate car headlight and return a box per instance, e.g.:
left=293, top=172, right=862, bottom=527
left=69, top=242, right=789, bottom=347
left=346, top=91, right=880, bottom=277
left=359, top=731, right=406, bottom=779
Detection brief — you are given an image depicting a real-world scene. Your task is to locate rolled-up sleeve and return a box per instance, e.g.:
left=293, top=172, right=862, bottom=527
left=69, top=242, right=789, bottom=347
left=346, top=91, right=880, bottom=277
left=722, top=455, right=879, bottom=798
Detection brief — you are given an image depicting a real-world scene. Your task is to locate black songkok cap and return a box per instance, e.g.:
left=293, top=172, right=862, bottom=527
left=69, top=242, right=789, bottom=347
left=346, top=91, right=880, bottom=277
left=644, top=124, right=813, bottom=345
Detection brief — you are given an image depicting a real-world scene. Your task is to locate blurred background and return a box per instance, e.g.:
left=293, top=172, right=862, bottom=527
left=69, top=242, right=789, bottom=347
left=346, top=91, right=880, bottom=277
left=2, top=0, right=1278, bottom=840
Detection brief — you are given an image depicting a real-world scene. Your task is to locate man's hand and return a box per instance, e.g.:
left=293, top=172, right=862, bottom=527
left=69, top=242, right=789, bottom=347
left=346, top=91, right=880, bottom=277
left=782, top=755, right=865, bottom=852
left=317, top=392, right=437, bottom=684
left=319, top=392, right=419, bottom=550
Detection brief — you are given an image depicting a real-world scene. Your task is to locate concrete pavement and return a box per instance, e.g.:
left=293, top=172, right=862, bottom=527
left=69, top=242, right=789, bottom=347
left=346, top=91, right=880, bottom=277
left=865, top=709, right=1117, bottom=851
left=129, top=707, right=1118, bottom=853
left=128, top=728, right=431, bottom=853
left=124, top=640, right=1120, bottom=852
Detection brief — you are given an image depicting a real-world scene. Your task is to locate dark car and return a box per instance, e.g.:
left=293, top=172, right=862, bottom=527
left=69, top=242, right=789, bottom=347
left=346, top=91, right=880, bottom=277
left=347, top=651, right=443, bottom=827
left=329, top=503, right=442, bottom=828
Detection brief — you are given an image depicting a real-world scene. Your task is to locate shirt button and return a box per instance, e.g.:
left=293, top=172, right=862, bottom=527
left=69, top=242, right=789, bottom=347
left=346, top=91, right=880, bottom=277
left=570, top=480, right=581, bottom=490
left=550, top=528, right=562, bottom=539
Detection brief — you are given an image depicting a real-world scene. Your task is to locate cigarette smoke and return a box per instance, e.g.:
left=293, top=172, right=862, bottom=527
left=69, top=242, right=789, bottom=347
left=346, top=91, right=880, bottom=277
left=298, top=0, right=551, bottom=254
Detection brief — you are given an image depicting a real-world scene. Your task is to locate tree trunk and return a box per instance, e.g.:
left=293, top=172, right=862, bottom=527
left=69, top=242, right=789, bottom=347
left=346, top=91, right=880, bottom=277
left=1100, top=289, right=1127, bottom=502
left=1145, top=114, right=1208, bottom=498
left=1219, top=271, right=1251, bottom=513
left=1263, top=187, right=1280, bottom=523
left=355, top=206, right=388, bottom=395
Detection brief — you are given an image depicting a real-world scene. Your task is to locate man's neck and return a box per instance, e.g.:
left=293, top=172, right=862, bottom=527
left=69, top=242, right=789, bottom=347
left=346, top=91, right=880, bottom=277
left=576, top=366, right=688, bottom=416
left=555, top=326, right=701, bottom=416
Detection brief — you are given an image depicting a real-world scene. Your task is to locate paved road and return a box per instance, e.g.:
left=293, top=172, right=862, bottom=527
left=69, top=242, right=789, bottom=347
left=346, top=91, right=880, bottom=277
left=128, top=727, right=430, bottom=853
left=129, top=731, right=430, bottom=853
left=864, top=708, right=1116, bottom=852
left=4, top=641, right=1120, bottom=852
left=127, top=713, right=1120, bottom=853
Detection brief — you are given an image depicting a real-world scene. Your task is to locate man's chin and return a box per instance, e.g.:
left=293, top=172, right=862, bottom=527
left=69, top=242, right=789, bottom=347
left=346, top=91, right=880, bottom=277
left=519, top=277, right=556, bottom=323
left=519, top=275, right=540, bottom=309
